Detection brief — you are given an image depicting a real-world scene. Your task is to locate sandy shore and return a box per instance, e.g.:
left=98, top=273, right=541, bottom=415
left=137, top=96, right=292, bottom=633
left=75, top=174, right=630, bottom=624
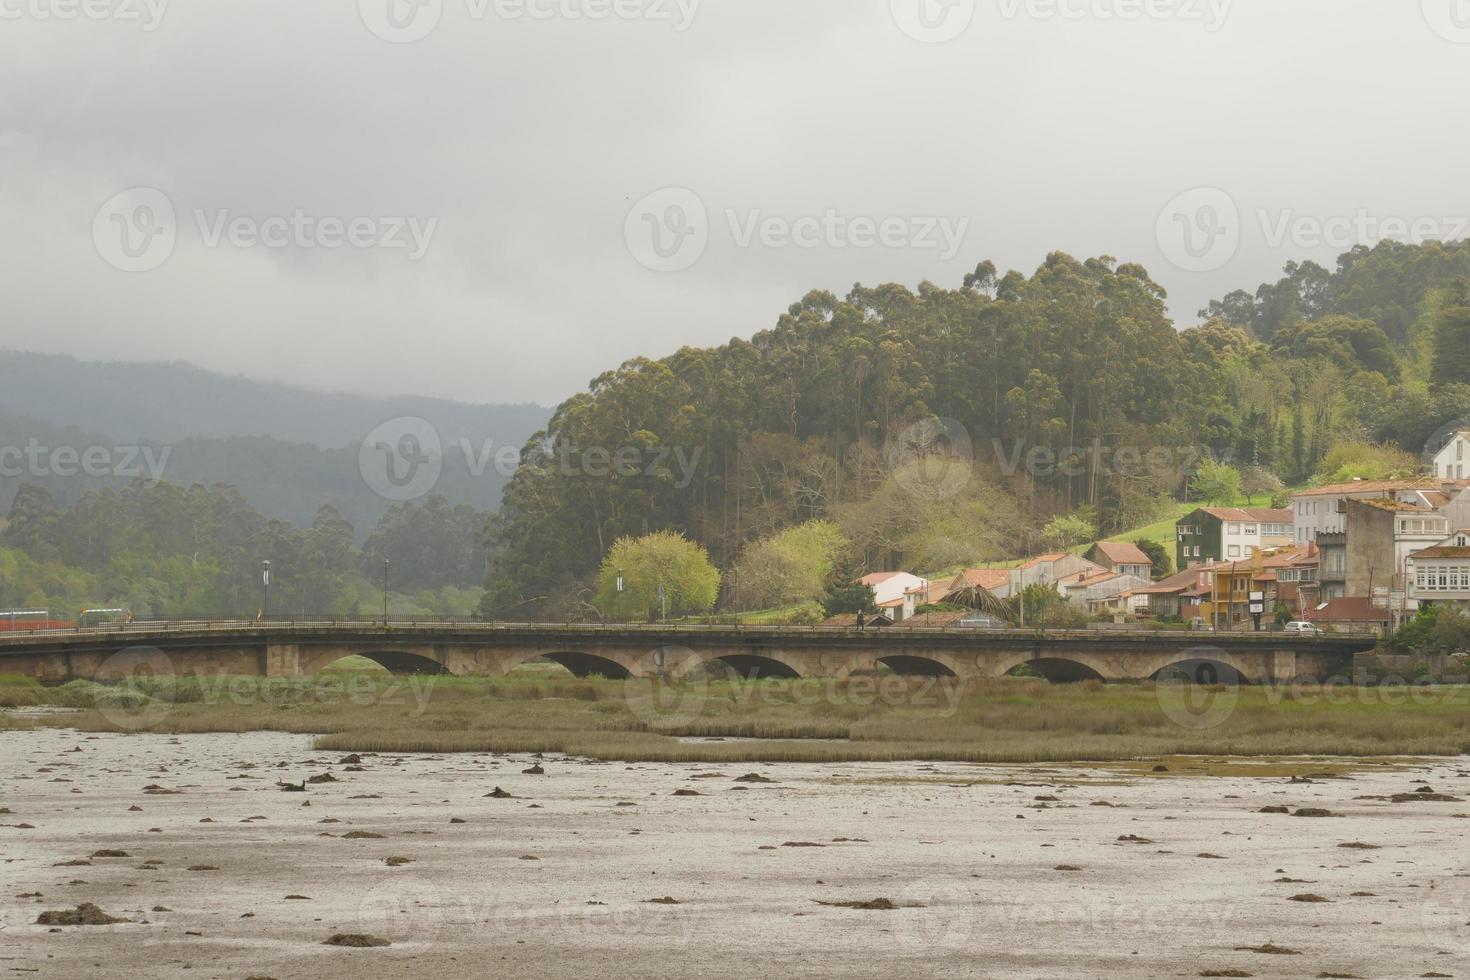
left=1, top=727, right=1467, bottom=979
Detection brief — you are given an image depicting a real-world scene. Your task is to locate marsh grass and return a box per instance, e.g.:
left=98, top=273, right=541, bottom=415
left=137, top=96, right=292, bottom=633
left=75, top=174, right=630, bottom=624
left=3, top=670, right=1467, bottom=763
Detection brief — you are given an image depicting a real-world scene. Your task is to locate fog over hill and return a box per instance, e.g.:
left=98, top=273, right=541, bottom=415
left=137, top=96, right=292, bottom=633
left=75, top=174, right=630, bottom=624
left=0, top=352, right=550, bottom=535
left=0, top=350, right=548, bottom=450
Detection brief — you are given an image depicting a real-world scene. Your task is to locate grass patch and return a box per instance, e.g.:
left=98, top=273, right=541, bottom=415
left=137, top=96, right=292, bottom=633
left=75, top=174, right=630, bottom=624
left=4, top=671, right=1467, bottom=763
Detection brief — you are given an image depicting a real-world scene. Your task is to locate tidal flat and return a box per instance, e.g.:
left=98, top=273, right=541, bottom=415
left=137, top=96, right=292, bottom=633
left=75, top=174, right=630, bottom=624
left=2, top=727, right=1467, bottom=979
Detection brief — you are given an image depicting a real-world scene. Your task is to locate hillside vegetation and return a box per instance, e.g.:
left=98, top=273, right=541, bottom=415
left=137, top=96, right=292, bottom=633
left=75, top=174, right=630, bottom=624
left=484, top=242, right=1470, bottom=620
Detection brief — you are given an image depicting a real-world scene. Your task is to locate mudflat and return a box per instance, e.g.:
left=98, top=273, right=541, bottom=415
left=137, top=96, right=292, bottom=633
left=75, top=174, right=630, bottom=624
left=2, top=728, right=1467, bottom=979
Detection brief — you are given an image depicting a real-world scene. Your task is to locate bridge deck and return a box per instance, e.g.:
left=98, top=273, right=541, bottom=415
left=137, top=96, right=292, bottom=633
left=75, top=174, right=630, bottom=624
left=0, top=621, right=1378, bottom=685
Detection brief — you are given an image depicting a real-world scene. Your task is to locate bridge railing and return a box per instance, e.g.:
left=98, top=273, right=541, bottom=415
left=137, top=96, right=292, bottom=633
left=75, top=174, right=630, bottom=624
left=0, top=617, right=1379, bottom=642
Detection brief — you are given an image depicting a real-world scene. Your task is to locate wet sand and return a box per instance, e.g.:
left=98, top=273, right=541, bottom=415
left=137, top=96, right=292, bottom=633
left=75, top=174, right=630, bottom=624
left=2, top=728, right=1467, bottom=979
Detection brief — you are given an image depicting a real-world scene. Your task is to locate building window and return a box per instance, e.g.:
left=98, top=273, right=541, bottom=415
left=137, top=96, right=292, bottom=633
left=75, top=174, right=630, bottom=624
left=1228, top=523, right=1241, bottom=535
left=1228, top=546, right=1241, bottom=558
left=1245, top=525, right=1258, bottom=535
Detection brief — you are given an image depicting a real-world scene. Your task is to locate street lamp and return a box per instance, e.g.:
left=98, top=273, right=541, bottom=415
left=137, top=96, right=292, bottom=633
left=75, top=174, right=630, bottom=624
left=261, top=560, right=271, bottom=622
left=383, top=559, right=390, bottom=627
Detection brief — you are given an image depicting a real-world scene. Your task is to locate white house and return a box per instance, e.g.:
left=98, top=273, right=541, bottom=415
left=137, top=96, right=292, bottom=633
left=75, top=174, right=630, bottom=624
left=1408, top=529, right=1470, bottom=607
left=1290, top=478, right=1470, bottom=544
left=859, top=571, right=929, bottom=621
left=1433, top=430, right=1470, bottom=480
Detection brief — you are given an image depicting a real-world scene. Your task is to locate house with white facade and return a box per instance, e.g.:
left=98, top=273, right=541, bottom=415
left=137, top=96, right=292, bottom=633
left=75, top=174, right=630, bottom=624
left=1290, top=478, right=1470, bottom=544
left=1408, top=529, right=1470, bottom=608
left=859, top=571, right=930, bottom=622
left=1433, top=430, right=1470, bottom=480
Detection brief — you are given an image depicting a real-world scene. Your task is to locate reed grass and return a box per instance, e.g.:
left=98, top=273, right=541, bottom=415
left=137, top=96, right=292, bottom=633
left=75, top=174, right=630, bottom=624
left=4, top=670, right=1467, bottom=763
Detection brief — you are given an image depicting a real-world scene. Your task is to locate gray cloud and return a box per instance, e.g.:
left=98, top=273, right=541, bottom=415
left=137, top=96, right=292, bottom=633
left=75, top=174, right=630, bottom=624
left=1, top=0, right=1465, bottom=405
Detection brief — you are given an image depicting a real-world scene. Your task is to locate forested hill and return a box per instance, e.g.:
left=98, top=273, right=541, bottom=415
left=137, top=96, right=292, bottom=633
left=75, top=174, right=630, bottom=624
left=1200, top=238, right=1470, bottom=349
left=483, top=246, right=1470, bottom=621
left=0, top=405, right=522, bottom=536
left=0, top=351, right=548, bottom=449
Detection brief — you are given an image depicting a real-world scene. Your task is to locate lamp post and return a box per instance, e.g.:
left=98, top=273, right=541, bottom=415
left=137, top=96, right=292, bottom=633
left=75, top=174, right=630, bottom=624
left=615, top=568, right=624, bottom=625
left=261, top=560, right=271, bottom=622
left=382, top=559, right=390, bottom=627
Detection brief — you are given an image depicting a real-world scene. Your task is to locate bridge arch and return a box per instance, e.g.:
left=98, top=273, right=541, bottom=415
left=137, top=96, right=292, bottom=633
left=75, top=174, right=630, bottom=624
left=497, top=650, right=635, bottom=679
left=877, top=655, right=958, bottom=678
left=302, top=649, right=450, bottom=676
left=706, top=653, right=802, bottom=680
left=535, top=652, right=633, bottom=680
left=1000, top=656, right=1106, bottom=684
left=1150, top=656, right=1251, bottom=686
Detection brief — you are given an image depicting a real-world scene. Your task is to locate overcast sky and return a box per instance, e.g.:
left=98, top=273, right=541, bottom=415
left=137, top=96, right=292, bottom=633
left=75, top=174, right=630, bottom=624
left=2, top=0, right=1467, bottom=408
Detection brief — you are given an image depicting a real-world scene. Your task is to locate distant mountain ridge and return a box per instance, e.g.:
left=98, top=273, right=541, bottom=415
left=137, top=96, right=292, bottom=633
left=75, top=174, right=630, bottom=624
left=0, top=353, right=551, bottom=535
left=0, top=350, right=549, bottom=449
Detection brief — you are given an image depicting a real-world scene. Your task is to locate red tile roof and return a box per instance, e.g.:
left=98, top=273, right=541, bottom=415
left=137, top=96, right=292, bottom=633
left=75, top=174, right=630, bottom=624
left=1090, top=540, right=1153, bottom=566
left=1294, top=478, right=1470, bottom=497
left=1306, top=597, right=1390, bottom=623
left=1414, top=545, right=1470, bottom=560
left=860, top=572, right=905, bottom=585
left=948, top=568, right=1009, bottom=591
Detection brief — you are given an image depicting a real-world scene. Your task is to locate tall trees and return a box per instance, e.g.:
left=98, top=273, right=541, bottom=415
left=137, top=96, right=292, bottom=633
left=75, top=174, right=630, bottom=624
left=0, top=482, right=489, bottom=619
left=593, top=531, right=720, bottom=622
left=482, top=253, right=1195, bottom=618
left=1432, top=303, right=1470, bottom=385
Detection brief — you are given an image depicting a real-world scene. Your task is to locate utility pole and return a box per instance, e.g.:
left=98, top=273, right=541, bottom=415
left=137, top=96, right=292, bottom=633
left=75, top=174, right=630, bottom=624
left=1017, top=565, right=1027, bottom=628
left=383, top=559, right=390, bottom=627
left=261, top=560, right=271, bottom=622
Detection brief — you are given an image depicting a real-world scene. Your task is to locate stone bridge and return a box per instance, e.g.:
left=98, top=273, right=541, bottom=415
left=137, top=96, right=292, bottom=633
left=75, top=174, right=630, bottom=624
left=0, top=622, right=1377, bottom=685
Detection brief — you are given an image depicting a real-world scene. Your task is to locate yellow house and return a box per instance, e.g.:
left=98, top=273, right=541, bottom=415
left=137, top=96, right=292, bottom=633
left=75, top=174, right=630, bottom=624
left=1197, top=557, right=1258, bottom=628
left=1197, top=547, right=1313, bottom=628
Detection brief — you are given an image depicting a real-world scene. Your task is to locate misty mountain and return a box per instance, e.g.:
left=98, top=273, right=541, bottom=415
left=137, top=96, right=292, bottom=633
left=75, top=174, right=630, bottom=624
left=0, top=354, right=552, bottom=536
left=0, top=350, right=548, bottom=450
